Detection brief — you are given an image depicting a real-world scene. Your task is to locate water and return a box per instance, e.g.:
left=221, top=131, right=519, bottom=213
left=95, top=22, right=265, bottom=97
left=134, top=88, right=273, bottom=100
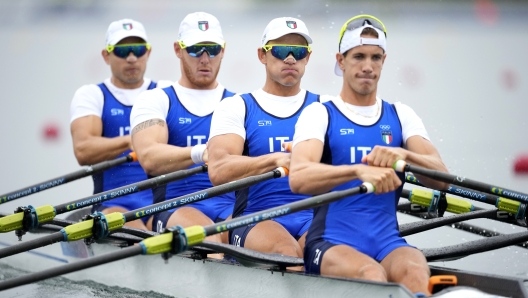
left=0, top=263, right=173, bottom=298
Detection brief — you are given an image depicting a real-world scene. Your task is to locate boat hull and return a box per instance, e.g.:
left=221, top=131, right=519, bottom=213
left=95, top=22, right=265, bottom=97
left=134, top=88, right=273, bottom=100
left=0, top=231, right=416, bottom=298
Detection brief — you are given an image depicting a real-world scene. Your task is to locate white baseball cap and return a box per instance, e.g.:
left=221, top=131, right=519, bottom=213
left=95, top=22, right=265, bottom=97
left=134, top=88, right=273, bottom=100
left=105, top=19, right=148, bottom=46
left=335, top=17, right=387, bottom=76
left=178, top=12, right=225, bottom=46
left=261, top=17, right=312, bottom=46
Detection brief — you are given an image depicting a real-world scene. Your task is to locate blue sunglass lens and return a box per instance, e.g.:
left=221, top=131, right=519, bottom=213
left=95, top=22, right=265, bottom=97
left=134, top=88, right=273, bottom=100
left=185, top=45, right=222, bottom=57
left=113, top=45, right=148, bottom=58
left=270, top=46, right=309, bottom=60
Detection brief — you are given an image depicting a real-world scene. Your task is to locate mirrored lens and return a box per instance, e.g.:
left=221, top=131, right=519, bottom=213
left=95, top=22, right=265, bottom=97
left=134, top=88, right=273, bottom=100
left=269, top=46, right=309, bottom=60
left=185, top=45, right=222, bottom=58
left=112, top=45, right=148, bottom=58
left=346, top=18, right=386, bottom=36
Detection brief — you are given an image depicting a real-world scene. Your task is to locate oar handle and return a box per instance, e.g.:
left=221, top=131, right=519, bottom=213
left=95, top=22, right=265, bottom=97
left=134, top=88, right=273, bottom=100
left=393, top=160, right=528, bottom=204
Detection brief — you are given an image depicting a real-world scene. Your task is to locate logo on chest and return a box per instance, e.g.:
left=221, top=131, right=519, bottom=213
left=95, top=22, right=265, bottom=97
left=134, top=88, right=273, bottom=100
left=258, top=120, right=272, bottom=126
left=111, top=109, right=124, bottom=116
left=340, top=128, right=355, bottom=135
left=179, top=118, right=192, bottom=124
left=380, top=125, right=392, bottom=145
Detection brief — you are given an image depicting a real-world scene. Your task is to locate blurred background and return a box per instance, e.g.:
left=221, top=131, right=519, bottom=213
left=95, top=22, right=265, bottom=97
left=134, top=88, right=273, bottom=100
left=0, top=0, right=527, bottom=281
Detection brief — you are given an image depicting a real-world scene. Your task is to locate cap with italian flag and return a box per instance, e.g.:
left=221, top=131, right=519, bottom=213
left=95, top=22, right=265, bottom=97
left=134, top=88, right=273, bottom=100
left=178, top=12, right=225, bottom=47
left=105, top=19, right=148, bottom=46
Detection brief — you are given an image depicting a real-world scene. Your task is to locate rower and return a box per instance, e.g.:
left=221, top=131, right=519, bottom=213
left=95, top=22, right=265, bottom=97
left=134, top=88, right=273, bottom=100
left=207, top=17, right=318, bottom=261
left=130, top=12, right=235, bottom=245
left=70, top=19, right=165, bottom=230
left=289, top=15, right=449, bottom=295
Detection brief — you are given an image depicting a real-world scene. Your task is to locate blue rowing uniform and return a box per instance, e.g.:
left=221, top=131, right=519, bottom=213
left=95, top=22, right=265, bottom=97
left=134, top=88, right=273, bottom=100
left=153, top=86, right=236, bottom=232
left=92, top=81, right=157, bottom=223
left=230, top=90, right=320, bottom=246
left=304, top=100, right=410, bottom=274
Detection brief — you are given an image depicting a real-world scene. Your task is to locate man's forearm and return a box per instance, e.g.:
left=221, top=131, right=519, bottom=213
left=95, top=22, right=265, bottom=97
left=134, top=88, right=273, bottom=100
left=136, top=144, right=194, bottom=176
left=74, top=135, right=130, bottom=165
left=289, top=161, right=358, bottom=195
left=208, top=153, right=282, bottom=186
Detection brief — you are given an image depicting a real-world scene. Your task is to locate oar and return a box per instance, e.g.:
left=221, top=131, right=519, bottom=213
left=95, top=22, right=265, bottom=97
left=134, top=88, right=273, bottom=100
left=0, top=153, right=138, bottom=204
left=394, top=161, right=528, bottom=204
left=0, top=167, right=288, bottom=258
left=399, top=187, right=525, bottom=227
left=423, top=230, right=528, bottom=262
left=400, top=209, right=506, bottom=236
left=399, top=188, right=475, bottom=215
left=405, top=174, right=527, bottom=220
left=0, top=165, right=207, bottom=238
left=397, top=189, right=528, bottom=248
left=0, top=182, right=374, bottom=290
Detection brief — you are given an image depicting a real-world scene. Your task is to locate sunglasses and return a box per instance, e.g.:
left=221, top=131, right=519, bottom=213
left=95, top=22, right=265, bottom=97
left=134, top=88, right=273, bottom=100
left=262, top=44, right=311, bottom=60
left=106, top=43, right=151, bottom=59
left=338, top=15, right=387, bottom=50
left=178, top=41, right=224, bottom=58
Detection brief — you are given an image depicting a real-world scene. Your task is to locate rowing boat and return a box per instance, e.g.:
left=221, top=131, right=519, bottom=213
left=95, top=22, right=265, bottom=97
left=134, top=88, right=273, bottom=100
left=0, top=209, right=526, bottom=298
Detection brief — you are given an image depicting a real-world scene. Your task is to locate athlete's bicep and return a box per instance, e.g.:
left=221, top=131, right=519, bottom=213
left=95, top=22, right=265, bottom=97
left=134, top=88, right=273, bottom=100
left=207, top=133, right=245, bottom=161
left=405, top=135, right=441, bottom=158
left=70, top=115, right=103, bottom=144
left=131, top=118, right=169, bottom=162
left=291, top=138, right=324, bottom=164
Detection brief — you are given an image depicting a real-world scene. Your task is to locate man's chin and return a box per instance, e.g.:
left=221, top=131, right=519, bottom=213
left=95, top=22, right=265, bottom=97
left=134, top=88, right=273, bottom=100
left=191, top=78, right=215, bottom=88
left=279, top=77, right=300, bottom=87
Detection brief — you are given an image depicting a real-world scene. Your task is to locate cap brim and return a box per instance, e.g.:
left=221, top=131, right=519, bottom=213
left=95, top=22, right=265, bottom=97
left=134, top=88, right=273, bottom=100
left=108, top=30, right=148, bottom=46
left=334, top=61, right=343, bottom=76
left=263, top=32, right=312, bottom=46
left=181, top=35, right=225, bottom=46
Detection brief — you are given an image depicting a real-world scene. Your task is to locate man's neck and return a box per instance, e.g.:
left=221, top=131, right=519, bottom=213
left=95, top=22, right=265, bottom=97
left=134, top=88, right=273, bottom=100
left=111, top=77, right=144, bottom=89
left=178, top=77, right=218, bottom=90
left=340, top=85, right=377, bottom=106
left=262, top=79, right=301, bottom=97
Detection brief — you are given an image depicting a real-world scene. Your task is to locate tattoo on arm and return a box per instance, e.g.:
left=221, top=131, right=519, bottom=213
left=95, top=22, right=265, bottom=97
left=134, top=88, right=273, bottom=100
left=132, top=119, right=166, bottom=135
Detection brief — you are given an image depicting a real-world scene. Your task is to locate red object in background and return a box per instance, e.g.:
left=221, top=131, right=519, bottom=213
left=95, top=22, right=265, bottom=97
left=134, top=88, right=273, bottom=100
left=501, top=69, right=519, bottom=91
left=514, top=155, right=528, bottom=174
left=43, top=122, right=60, bottom=141
left=475, top=0, right=499, bottom=26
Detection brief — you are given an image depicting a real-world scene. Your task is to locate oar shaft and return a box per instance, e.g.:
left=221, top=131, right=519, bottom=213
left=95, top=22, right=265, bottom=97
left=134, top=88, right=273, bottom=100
left=0, top=154, right=135, bottom=204
left=399, top=209, right=498, bottom=236
left=423, top=231, right=528, bottom=262
left=204, top=185, right=369, bottom=237
left=405, top=174, right=496, bottom=205
left=123, top=168, right=286, bottom=223
left=0, top=232, right=63, bottom=259
left=396, top=162, right=528, bottom=203
left=0, top=245, right=142, bottom=291
left=55, top=165, right=206, bottom=214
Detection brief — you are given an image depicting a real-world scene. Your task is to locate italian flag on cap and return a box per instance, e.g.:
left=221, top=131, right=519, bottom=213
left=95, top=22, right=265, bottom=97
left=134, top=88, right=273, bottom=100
left=198, top=21, right=209, bottom=31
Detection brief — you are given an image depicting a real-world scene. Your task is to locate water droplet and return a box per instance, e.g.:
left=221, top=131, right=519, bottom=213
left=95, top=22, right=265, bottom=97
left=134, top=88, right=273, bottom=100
left=326, top=4, right=329, bottom=6
left=439, top=139, right=443, bottom=142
